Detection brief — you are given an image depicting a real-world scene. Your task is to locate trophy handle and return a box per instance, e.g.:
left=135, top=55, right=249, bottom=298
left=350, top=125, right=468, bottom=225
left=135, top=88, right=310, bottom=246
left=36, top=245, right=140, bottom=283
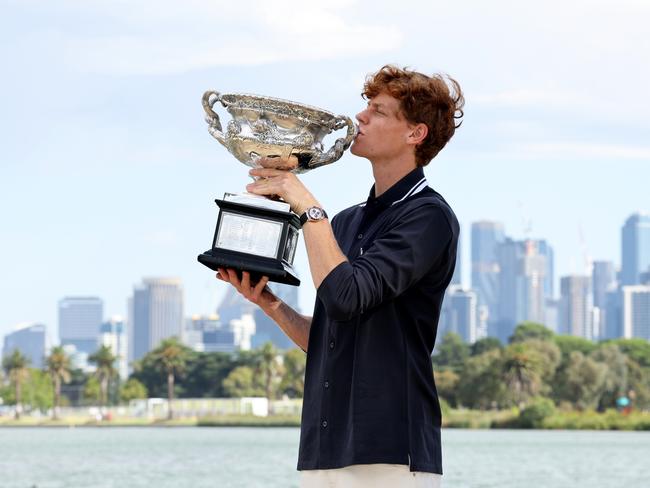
left=308, top=115, right=357, bottom=170
left=202, top=90, right=226, bottom=145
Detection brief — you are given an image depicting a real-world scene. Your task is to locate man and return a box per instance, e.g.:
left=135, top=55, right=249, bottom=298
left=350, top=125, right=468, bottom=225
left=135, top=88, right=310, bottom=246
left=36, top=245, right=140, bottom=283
left=217, top=65, right=464, bottom=487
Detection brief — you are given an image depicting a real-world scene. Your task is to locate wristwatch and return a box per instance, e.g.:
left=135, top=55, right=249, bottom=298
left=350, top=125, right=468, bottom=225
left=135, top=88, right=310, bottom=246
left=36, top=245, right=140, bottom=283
left=300, top=206, right=328, bottom=226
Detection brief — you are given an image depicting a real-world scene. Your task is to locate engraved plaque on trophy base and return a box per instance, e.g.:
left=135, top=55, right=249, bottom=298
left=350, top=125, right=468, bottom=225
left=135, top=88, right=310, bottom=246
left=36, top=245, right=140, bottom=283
left=197, top=197, right=301, bottom=286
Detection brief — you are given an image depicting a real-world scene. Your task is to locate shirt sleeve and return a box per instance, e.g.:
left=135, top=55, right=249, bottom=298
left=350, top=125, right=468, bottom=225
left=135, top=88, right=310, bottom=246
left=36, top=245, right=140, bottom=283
left=316, top=203, right=454, bottom=321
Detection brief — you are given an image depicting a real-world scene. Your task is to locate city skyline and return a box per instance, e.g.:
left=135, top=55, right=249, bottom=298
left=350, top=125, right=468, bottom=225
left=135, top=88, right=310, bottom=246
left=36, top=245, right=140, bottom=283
left=3, top=211, right=648, bottom=351
left=2, top=0, right=650, bottom=341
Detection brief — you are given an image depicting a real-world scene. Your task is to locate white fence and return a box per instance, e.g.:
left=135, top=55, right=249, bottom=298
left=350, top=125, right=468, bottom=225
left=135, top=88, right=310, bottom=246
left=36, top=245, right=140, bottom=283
left=1, top=398, right=303, bottom=420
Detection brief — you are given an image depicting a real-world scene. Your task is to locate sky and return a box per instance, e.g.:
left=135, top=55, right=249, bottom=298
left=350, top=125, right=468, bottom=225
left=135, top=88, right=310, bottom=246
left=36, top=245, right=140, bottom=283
left=1, top=0, right=649, bottom=345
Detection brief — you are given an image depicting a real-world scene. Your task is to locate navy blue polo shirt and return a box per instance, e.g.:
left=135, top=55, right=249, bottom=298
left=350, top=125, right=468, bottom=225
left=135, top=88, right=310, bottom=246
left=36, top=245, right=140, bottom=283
left=297, top=167, right=459, bottom=474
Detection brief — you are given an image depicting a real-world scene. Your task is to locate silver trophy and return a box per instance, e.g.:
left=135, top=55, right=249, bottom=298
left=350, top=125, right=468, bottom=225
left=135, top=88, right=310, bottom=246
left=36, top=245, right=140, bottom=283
left=197, top=91, right=356, bottom=286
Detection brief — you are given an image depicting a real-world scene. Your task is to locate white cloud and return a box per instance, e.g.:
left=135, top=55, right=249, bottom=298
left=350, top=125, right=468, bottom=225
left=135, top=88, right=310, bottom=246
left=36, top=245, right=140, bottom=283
left=473, top=88, right=592, bottom=109
left=514, top=142, right=650, bottom=161
left=57, top=0, right=402, bottom=75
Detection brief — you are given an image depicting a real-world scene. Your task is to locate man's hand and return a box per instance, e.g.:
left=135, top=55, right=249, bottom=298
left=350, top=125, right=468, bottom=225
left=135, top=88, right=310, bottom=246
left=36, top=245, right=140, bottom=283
left=216, top=268, right=282, bottom=314
left=246, top=157, right=319, bottom=215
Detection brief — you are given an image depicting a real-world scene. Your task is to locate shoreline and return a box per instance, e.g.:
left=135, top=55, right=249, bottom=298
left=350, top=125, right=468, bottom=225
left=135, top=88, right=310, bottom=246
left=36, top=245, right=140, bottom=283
left=1, top=410, right=649, bottom=430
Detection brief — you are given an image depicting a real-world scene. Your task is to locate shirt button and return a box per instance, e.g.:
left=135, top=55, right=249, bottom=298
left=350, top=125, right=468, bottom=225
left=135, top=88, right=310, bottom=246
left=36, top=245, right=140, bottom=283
left=322, top=420, right=328, bottom=428
left=357, top=233, right=363, bottom=239
left=329, top=341, right=335, bottom=349
left=324, top=380, right=329, bottom=388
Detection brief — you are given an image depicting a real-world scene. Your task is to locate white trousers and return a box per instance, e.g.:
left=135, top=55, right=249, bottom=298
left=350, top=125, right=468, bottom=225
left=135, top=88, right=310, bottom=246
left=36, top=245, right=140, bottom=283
left=300, top=464, right=442, bottom=488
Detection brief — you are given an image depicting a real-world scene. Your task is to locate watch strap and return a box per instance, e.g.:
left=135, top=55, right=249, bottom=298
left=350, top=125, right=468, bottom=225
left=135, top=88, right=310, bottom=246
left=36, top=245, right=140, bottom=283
left=300, top=207, right=328, bottom=226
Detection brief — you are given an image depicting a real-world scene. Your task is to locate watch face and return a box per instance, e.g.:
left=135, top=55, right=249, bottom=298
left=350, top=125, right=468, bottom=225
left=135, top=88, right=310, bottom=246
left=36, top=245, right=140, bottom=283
left=308, top=207, right=324, bottom=220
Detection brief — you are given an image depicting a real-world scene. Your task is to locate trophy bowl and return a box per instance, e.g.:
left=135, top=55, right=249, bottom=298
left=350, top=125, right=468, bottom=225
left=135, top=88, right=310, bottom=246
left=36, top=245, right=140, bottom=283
left=202, top=91, right=357, bottom=172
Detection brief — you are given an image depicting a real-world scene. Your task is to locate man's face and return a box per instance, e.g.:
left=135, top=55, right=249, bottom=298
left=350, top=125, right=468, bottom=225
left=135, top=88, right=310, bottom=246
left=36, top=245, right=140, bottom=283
left=350, top=92, right=413, bottom=163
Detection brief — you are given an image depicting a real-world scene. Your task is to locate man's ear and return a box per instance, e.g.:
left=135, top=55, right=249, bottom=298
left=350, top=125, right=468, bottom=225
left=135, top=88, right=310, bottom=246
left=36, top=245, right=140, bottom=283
left=407, top=123, right=428, bottom=145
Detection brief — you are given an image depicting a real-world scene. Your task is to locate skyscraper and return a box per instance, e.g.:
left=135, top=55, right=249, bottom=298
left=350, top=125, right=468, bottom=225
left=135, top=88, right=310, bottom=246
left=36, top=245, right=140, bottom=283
left=129, top=277, right=184, bottom=363
left=537, top=240, right=555, bottom=299
left=99, top=316, right=128, bottom=380
left=58, top=296, right=103, bottom=355
left=184, top=314, right=239, bottom=353
left=439, top=285, right=479, bottom=343
left=559, top=275, right=593, bottom=339
left=592, top=261, right=617, bottom=309
left=621, top=212, right=650, bottom=286
left=640, top=268, right=650, bottom=285
left=471, top=221, right=505, bottom=330
left=495, top=238, right=547, bottom=342
left=592, top=260, right=617, bottom=338
left=622, top=285, right=650, bottom=340
left=2, top=323, right=46, bottom=369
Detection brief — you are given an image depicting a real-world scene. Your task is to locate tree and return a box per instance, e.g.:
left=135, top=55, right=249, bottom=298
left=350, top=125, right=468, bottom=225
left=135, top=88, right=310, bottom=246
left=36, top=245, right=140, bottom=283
left=501, top=342, right=547, bottom=406
left=150, top=338, right=191, bottom=419
left=182, top=351, right=233, bottom=398
left=46, top=346, right=72, bottom=420
left=2, top=349, right=30, bottom=419
left=435, top=369, right=460, bottom=406
left=605, top=338, right=650, bottom=368
left=626, top=357, right=650, bottom=410
left=257, top=342, right=284, bottom=401
left=88, top=345, right=117, bottom=410
left=470, top=337, right=502, bottom=356
left=222, top=366, right=263, bottom=397
left=457, top=349, right=505, bottom=409
left=555, top=351, right=607, bottom=410
left=509, top=322, right=554, bottom=344
left=432, top=332, right=469, bottom=373
left=521, top=339, right=561, bottom=386
left=554, top=335, right=597, bottom=361
left=590, top=344, right=628, bottom=410
left=83, top=376, right=101, bottom=404
left=280, top=348, right=307, bottom=398
left=119, top=378, right=148, bottom=402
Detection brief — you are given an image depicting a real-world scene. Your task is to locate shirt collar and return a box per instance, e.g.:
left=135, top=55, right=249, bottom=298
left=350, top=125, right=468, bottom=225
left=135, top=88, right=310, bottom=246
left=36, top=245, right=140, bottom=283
left=363, top=167, right=428, bottom=208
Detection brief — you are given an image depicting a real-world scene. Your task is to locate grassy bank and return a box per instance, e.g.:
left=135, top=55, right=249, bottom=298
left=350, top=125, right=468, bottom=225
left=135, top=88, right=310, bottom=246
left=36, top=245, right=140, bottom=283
left=541, top=410, right=650, bottom=431
left=0, top=415, right=300, bottom=428
left=2, top=410, right=649, bottom=430
left=0, top=416, right=198, bottom=427
left=197, top=414, right=301, bottom=427
left=444, top=408, right=650, bottom=431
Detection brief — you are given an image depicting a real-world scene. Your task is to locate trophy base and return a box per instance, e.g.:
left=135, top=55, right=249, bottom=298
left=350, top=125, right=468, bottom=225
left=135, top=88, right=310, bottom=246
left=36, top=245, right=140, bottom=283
left=198, top=248, right=300, bottom=286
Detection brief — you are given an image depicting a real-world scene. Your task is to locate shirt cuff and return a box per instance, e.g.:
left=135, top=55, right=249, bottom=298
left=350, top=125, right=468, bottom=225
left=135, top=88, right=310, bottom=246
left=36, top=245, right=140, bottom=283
left=316, top=261, right=356, bottom=320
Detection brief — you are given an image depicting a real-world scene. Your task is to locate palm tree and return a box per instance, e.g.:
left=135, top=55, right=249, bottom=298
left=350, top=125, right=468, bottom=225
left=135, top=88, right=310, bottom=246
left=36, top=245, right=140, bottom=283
left=257, top=342, right=283, bottom=402
left=46, top=346, right=72, bottom=420
left=151, top=338, right=189, bottom=420
left=2, top=349, right=30, bottom=419
left=501, top=343, right=543, bottom=406
left=88, top=345, right=117, bottom=413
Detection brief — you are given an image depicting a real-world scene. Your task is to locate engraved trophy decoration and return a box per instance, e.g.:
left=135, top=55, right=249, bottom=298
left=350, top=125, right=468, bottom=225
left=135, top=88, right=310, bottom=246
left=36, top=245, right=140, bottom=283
left=197, top=91, right=356, bottom=286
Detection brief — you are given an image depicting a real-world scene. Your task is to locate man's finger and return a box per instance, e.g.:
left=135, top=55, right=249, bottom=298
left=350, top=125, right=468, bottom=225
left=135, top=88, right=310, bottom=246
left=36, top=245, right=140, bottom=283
left=259, top=156, right=298, bottom=170
left=249, top=167, right=287, bottom=178
left=251, top=276, right=269, bottom=301
left=246, top=179, right=279, bottom=196
left=241, top=271, right=251, bottom=294
left=226, top=268, right=242, bottom=288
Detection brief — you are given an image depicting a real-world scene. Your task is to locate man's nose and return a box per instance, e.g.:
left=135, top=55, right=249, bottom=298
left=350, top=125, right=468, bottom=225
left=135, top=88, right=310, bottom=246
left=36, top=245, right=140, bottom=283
left=356, top=109, right=367, bottom=124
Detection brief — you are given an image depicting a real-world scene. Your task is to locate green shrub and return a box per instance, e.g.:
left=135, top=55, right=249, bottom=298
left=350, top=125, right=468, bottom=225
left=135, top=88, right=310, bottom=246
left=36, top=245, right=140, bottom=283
left=518, top=397, right=556, bottom=428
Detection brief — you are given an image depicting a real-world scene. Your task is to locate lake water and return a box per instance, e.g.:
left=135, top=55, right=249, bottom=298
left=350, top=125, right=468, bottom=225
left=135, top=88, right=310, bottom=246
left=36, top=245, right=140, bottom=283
left=1, top=427, right=649, bottom=488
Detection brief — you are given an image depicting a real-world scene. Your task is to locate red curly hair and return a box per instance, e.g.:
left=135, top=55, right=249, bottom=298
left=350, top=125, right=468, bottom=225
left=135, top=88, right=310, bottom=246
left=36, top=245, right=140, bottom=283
left=362, top=65, right=464, bottom=167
